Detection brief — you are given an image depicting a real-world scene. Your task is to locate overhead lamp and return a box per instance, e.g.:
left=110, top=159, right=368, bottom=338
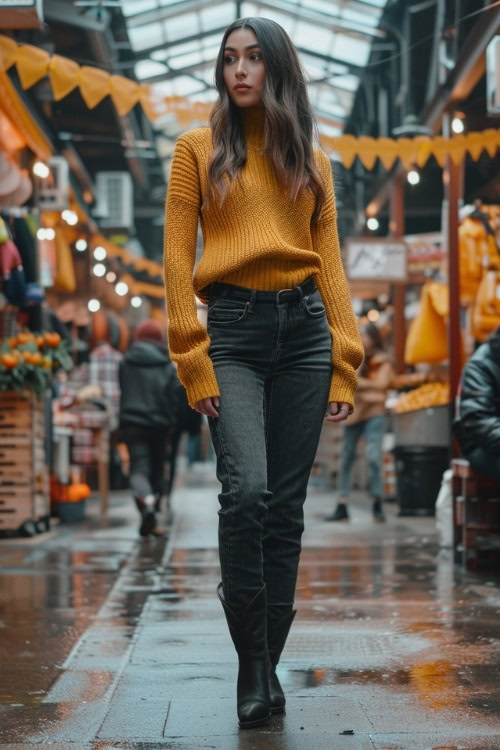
left=75, top=239, right=87, bottom=252
left=106, top=271, right=117, bottom=283
left=452, top=116, right=465, bottom=134
left=93, top=245, right=107, bottom=261
left=37, top=228, right=47, bottom=240
left=62, top=209, right=78, bottom=226
left=115, top=281, right=129, bottom=297
left=407, top=169, right=420, bottom=186
left=45, top=228, right=55, bottom=241
left=33, top=161, right=50, bottom=179
left=93, top=263, right=106, bottom=277
left=88, top=298, right=101, bottom=312
left=367, top=217, right=379, bottom=231
left=131, top=296, right=142, bottom=308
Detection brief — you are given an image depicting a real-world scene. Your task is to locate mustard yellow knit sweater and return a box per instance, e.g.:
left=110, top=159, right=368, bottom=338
left=163, top=109, right=363, bottom=408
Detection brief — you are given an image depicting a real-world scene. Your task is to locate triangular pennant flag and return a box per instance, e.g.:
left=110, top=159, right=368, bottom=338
left=448, top=134, right=467, bottom=166
left=139, top=85, right=159, bottom=122
left=429, top=136, right=448, bottom=167
left=465, top=131, right=485, bottom=161
left=0, top=36, right=18, bottom=71
left=16, top=44, right=49, bottom=89
left=483, top=129, right=498, bottom=158
left=377, top=137, right=399, bottom=170
left=396, top=137, right=416, bottom=170
left=49, top=55, right=79, bottom=100
left=335, top=134, right=358, bottom=169
left=414, top=136, right=433, bottom=168
left=78, top=66, right=110, bottom=109
left=110, top=75, right=140, bottom=117
left=357, top=136, right=379, bottom=170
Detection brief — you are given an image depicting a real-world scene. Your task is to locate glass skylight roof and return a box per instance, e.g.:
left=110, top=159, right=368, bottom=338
left=123, top=0, right=389, bottom=138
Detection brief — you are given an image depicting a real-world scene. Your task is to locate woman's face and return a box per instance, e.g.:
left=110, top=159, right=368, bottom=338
left=223, top=28, right=266, bottom=108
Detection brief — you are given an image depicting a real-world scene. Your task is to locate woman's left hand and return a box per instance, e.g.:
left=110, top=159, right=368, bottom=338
left=326, top=402, right=353, bottom=422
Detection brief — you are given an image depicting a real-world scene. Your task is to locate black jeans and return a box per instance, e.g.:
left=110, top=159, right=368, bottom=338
left=207, top=277, right=332, bottom=617
left=121, top=425, right=169, bottom=500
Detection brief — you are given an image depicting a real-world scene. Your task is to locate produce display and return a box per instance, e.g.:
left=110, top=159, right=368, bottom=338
left=0, top=331, right=73, bottom=395
left=393, top=382, right=450, bottom=413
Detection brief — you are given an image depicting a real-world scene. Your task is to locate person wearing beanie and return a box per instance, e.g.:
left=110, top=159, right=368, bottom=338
left=119, top=318, right=180, bottom=536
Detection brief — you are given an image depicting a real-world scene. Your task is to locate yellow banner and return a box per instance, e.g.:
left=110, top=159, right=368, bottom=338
left=1, top=37, right=499, bottom=171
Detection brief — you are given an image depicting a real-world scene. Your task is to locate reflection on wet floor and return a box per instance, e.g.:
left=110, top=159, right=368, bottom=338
left=0, top=483, right=499, bottom=748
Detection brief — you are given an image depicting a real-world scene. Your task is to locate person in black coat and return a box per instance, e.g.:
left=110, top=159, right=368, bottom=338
left=454, top=326, right=500, bottom=480
left=119, top=319, right=179, bottom=536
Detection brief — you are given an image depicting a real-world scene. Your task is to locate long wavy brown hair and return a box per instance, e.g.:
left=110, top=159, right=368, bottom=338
left=207, top=17, right=325, bottom=223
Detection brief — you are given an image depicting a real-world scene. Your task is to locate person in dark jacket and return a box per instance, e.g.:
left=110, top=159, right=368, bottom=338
left=454, top=326, right=500, bottom=479
left=119, top=319, right=179, bottom=536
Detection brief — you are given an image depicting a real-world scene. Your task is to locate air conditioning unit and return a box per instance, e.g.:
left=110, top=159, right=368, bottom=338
left=486, top=36, right=500, bottom=116
left=0, top=0, right=43, bottom=29
left=35, top=156, right=69, bottom=211
left=95, top=172, right=134, bottom=229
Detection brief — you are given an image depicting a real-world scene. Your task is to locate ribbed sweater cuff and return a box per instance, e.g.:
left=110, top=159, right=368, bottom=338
left=182, top=358, right=220, bottom=409
left=328, top=371, right=357, bottom=408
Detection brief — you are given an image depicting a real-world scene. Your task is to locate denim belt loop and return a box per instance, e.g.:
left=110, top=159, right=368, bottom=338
left=248, top=289, right=257, bottom=312
left=276, top=288, right=293, bottom=304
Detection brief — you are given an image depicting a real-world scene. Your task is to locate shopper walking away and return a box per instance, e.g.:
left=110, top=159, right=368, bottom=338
left=326, top=322, right=393, bottom=523
left=453, top=325, right=500, bottom=479
left=163, top=17, right=363, bottom=729
left=89, top=339, right=123, bottom=431
left=119, top=319, right=179, bottom=536
left=167, top=385, right=203, bottom=499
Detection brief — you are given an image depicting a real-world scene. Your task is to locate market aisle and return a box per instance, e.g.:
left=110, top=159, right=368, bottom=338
left=1, top=472, right=500, bottom=749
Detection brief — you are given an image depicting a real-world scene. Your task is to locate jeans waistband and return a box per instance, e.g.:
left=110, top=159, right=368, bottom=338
left=208, top=276, right=316, bottom=305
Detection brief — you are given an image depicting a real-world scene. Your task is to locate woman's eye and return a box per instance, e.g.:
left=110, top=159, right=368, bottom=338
left=250, top=53, right=262, bottom=61
left=224, top=55, right=235, bottom=64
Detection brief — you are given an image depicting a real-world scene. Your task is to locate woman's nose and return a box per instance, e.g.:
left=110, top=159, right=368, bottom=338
left=236, top=60, right=247, bottom=77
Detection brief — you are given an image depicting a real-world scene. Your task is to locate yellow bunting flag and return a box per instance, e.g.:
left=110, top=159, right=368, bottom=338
left=395, top=138, right=416, bottom=170
left=430, top=136, right=449, bottom=167
left=0, top=35, right=18, bottom=71
left=377, top=137, right=400, bottom=170
left=110, top=75, right=140, bottom=117
left=466, top=131, right=488, bottom=161
left=78, top=65, right=111, bottom=109
left=357, top=136, right=380, bottom=170
left=49, top=55, right=80, bottom=100
left=138, top=84, right=157, bottom=121
left=414, top=136, right=433, bottom=168
left=483, top=128, right=499, bottom=158
left=448, top=134, right=467, bottom=166
left=16, top=43, right=50, bottom=89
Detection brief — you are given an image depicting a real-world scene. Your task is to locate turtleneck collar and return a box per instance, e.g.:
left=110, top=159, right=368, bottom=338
left=242, top=106, right=266, bottom=143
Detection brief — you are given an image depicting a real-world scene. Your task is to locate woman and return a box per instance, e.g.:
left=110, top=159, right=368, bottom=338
left=119, top=319, right=179, bottom=536
left=326, top=323, right=393, bottom=524
left=164, top=17, right=363, bottom=729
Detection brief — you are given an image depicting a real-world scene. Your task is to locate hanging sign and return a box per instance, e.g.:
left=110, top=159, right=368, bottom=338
left=346, top=238, right=408, bottom=281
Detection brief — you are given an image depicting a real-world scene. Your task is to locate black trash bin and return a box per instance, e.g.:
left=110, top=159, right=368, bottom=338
left=394, top=445, right=449, bottom=516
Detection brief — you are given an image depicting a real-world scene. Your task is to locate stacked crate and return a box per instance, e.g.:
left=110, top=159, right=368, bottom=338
left=0, top=392, right=49, bottom=533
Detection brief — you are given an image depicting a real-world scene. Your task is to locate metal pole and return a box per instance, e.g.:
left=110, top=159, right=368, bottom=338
left=443, top=116, right=462, bottom=404
left=390, top=172, right=406, bottom=374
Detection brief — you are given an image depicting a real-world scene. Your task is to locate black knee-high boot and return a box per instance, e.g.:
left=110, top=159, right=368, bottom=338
left=267, top=610, right=296, bottom=714
left=217, top=583, right=271, bottom=729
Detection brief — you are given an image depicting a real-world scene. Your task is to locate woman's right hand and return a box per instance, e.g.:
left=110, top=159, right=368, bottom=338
left=194, top=396, right=220, bottom=417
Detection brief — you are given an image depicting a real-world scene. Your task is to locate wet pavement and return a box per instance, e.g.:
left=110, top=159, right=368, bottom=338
left=0, top=466, right=499, bottom=749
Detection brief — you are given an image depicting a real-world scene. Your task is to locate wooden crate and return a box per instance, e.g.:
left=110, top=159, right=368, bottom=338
left=0, top=391, right=49, bottom=532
